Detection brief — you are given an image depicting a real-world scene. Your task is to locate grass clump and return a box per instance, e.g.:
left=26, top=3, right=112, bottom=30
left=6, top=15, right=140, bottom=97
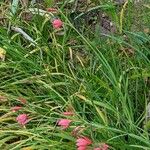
left=0, top=0, right=150, bottom=149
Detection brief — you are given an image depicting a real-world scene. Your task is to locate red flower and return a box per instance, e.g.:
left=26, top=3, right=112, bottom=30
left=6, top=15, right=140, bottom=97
left=57, top=119, right=72, bottom=129
left=76, top=137, right=92, bottom=150
left=11, top=106, right=22, bottom=112
left=52, top=19, right=63, bottom=29
left=16, top=114, right=29, bottom=125
left=63, top=111, right=74, bottom=116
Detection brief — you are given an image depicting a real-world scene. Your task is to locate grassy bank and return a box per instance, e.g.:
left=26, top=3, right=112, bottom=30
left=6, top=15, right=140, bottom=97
left=0, top=0, right=150, bottom=149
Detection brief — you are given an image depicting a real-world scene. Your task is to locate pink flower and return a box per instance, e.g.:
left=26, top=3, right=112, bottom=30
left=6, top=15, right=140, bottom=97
left=77, top=146, right=87, bottom=150
left=76, top=137, right=92, bottom=147
left=76, top=137, right=92, bottom=150
left=52, top=19, right=63, bottom=29
left=63, top=111, right=74, bottom=116
left=11, top=106, right=22, bottom=112
left=101, top=143, right=109, bottom=150
left=94, top=148, right=101, bottom=150
left=57, top=119, right=72, bottom=129
left=16, top=114, right=29, bottom=125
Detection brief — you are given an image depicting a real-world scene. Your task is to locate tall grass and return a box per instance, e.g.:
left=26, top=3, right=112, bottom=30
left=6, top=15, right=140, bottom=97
left=0, top=0, right=150, bottom=149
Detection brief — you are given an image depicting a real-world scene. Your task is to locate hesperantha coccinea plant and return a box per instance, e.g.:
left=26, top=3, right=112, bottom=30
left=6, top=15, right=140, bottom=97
left=0, top=0, right=150, bottom=150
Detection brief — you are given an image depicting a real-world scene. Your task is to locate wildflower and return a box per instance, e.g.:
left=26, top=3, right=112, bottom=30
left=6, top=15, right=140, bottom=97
left=52, top=19, right=63, bottom=29
left=16, top=114, right=29, bottom=125
left=76, top=137, right=92, bottom=150
left=11, top=106, right=22, bottom=112
left=58, top=119, right=72, bottom=129
left=101, top=143, right=109, bottom=150
left=94, top=148, right=101, bottom=150
left=77, top=146, right=87, bottom=150
left=63, top=111, right=74, bottom=116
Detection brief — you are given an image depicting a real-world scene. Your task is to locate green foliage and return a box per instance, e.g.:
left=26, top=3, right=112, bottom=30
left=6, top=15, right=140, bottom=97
left=44, top=0, right=54, bottom=7
left=0, top=0, right=150, bottom=149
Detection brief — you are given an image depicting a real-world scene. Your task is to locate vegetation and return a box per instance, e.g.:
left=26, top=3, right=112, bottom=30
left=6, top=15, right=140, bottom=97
left=0, top=0, right=150, bottom=149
